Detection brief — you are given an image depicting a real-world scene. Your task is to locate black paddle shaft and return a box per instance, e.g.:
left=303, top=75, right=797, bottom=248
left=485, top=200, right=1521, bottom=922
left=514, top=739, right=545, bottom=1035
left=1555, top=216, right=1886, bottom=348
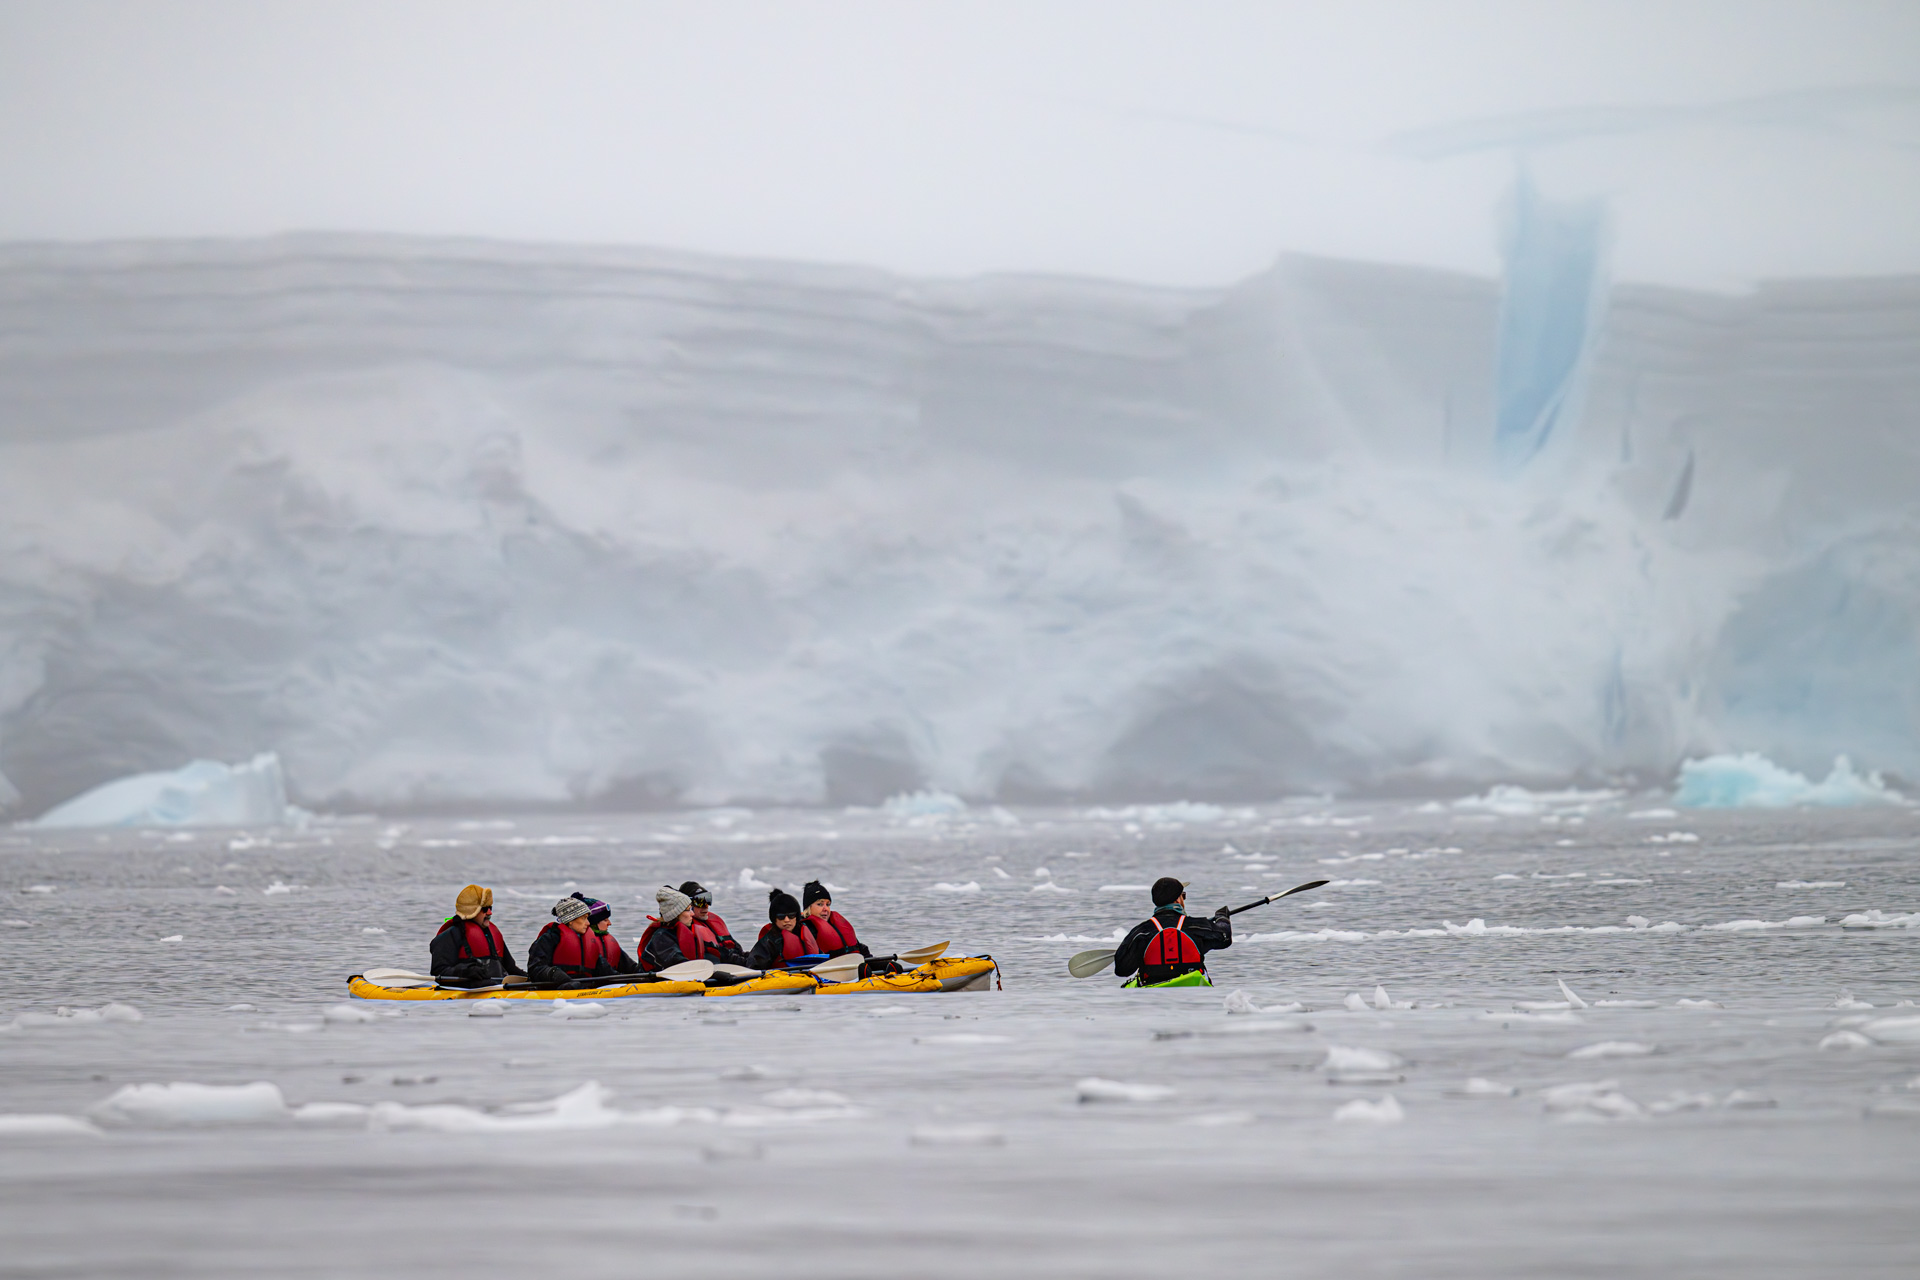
left=1223, top=879, right=1331, bottom=917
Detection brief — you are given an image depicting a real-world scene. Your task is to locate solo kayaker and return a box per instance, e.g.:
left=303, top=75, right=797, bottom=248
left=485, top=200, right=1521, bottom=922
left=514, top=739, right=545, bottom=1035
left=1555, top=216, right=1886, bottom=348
left=636, top=885, right=706, bottom=972
left=429, top=884, right=527, bottom=988
left=681, top=881, right=747, bottom=964
left=526, top=896, right=612, bottom=985
left=571, top=892, right=642, bottom=975
left=801, top=880, right=870, bottom=959
left=1112, top=878, right=1232, bottom=986
left=746, top=888, right=822, bottom=970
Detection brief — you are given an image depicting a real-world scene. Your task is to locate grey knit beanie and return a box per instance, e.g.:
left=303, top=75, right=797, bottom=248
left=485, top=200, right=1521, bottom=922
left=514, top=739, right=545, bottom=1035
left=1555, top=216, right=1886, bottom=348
left=655, top=885, right=693, bottom=922
left=551, top=896, right=590, bottom=924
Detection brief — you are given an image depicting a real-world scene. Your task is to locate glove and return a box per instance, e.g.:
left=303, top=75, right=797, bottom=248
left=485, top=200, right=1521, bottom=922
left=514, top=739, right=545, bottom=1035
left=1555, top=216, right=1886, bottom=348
left=1214, top=907, right=1232, bottom=926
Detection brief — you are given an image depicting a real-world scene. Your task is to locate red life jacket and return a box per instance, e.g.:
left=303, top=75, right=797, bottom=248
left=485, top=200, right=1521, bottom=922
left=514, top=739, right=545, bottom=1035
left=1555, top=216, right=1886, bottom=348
left=547, top=923, right=607, bottom=976
left=807, top=910, right=858, bottom=953
left=596, top=929, right=627, bottom=969
left=1139, top=915, right=1204, bottom=980
left=756, top=921, right=821, bottom=963
left=692, top=911, right=732, bottom=951
left=437, top=917, right=508, bottom=963
left=635, top=918, right=705, bottom=972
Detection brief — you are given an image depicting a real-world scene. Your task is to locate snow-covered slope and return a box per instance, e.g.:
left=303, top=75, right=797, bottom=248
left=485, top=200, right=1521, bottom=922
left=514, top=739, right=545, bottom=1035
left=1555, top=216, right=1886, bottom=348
left=0, top=234, right=1915, bottom=813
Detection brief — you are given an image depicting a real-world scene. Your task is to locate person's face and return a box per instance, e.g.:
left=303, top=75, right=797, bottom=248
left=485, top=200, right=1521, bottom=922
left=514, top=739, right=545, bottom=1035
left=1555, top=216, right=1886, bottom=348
left=478, top=905, right=492, bottom=923
left=805, top=899, right=830, bottom=919
left=591, top=918, right=610, bottom=935
left=775, top=913, right=798, bottom=933
left=566, top=916, right=590, bottom=933
left=691, top=902, right=710, bottom=919
left=673, top=908, right=693, bottom=927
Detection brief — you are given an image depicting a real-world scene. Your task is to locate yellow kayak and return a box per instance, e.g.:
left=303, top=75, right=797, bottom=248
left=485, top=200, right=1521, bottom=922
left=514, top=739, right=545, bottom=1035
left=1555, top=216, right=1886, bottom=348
left=815, top=955, right=998, bottom=994
left=345, top=971, right=815, bottom=1001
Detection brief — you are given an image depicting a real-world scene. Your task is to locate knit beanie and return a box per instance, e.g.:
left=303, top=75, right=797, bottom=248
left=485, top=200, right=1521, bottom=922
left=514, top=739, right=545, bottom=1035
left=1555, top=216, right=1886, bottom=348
left=768, top=888, right=800, bottom=922
left=802, top=879, right=831, bottom=909
left=454, top=884, right=490, bottom=920
left=551, top=896, right=590, bottom=925
left=678, top=880, right=712, bottom=905
left=655, top=885, right=693, bottom=923
left=586, top=899, right=611, bottom=925
left=1151, top=877, right=1188, bottom=907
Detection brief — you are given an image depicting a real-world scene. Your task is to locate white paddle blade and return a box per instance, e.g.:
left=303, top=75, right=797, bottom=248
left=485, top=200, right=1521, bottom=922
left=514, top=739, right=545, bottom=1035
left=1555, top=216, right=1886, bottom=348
left=1067, top=948, right=1118, bottom=979
left=655, top=959, right=716, bottom=981
left=898, top=942, right=950, bottom=965
left=362, top=968, right=435, bottom=983
left=805, top=954, right=866, bottom=981
left=709, top=963, right=762, bottom=978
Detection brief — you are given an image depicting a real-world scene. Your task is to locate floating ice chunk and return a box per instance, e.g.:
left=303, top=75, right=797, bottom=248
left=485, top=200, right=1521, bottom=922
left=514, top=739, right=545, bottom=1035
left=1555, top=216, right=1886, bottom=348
left=1644, top=832, right=1699, bottom=844
left=1321, top=1046, right=1402, bottom=1073
left=1817, top=1030, right=1874, bottom=1051
left=990, top=867, right=1011, bottom=880
left=1076, top=1078, right=1174, bottom=1103
left=1831, top=990, right=1874, bottom=1010
left=11, top=1003, right=143, bottom=1027
left=1674, top=998, right=1723, bottom=1009
left=1557, top=979, right=1588, bottom=1009
left=1222, top=989, right=1262, bottom=1015
left=761, top=1089, right=851, bottom=1108
left=1628, top=808, right=1678, bottom=820
left=92, top=1081, right=289, bottom=1128
left=1568, top=1041, right=1656, bottom=1060
left=1343, top=993, right=1369, bottom=1011
left=1778, top=881, right=1846, bottom=890
left=1722, top=1090, right=1777, bottom=1109
left=361, top=927, right=386, bottom=934
left=863, top=1004, right=914, bottom=1017
left=1332, top=1095, right=1403, bottom=1124
left=1372, top=985, right=1406, bottom=1010
left=1625, top=916, right=1650, bottom=929
left=1541, top=1080, right=1642, bottom=1120
left=223, top=1004, right=255, bottom=1012
left=1449, top=1078, right=1518, bottom=1097
left=930, top=882, right=980, bottom=893
left=370, top=1081, right=701, bottom=1133
left=910, top=1124, right=1005, bottom=1147
left=1701, top=917, right=1826, bottom=932
left=1839, top=910, right=1920, bottom=930
left=1100, top=884, right=1150, bottom=892
left=1648, top=1092, right=1717, bottom=1114
left=158, top=934, right=183, bottom=943
left=468, top=1003, right=507, bottom=1018
left=20, top=885, right=53, bottom=894
left=1187, top=1111, right=1257, bottom=1127
left=1860, top=1015, right=1920, bottom=1044
left=0, top=1113, right=101, bottom=1136
left=321, top=1004, right=379, bottom=1024
left=883, top=790, right=966, bottom=818
left=1675, top=753, right=1907, bottom=809
left=33, top=753, right=297, bottom=828
left=261, top=881, right=306, bottom=896
left=549, top=1002, right=608, bottom=1020
left=1030, top=882, right=1074, bottom=894
left=914, top=1034, right=1013, bottom=1045
left=735, top=868, right=774, bottom=891
left=1492, top=873, right=1521, bottom=881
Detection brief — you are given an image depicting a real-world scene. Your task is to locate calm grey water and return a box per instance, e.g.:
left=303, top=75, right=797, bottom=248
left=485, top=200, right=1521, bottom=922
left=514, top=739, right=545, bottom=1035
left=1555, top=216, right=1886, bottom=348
left=4, top=799, right=1919, bottom=1278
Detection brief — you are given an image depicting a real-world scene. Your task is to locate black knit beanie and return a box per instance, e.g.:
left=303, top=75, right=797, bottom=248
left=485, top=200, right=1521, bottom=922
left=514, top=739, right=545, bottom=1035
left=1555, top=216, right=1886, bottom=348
left=768, top=888, right=800, bottom=922
left=1151, top=876, right=1187, bottom=907
left=802, top=879, right=830, bottom=909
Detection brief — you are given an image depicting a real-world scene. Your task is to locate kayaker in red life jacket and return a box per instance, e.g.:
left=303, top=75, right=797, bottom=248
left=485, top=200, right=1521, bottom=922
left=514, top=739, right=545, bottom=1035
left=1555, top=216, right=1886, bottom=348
left=745, top=888, right=822, bottom=970
left=526, top=896, right=613, bottom=986
left=1112, top=878, right=1232, bottom=986
left=800, top=880, right=871, bottom=959
left=680, top=881, right=748, bottom=964
left=430, top=884, right=527, bottom=987
left=636, top=885, right=707, bottom=972
left=569, top=892, right=642, bottom=975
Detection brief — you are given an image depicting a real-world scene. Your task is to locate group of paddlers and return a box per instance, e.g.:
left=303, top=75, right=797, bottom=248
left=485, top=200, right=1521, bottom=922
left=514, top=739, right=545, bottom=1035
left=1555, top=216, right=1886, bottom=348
left=429, top=879, right=882, bottom=989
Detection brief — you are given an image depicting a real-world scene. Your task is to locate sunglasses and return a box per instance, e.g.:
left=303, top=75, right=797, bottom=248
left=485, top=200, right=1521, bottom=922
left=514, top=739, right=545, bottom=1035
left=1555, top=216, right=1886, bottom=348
left=774, top=914, right=798, bottom=922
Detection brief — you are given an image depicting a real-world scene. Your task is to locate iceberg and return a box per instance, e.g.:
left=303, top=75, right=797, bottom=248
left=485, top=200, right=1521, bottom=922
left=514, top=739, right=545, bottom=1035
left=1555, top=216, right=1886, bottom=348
left=2, top=233, right=1918, bottom=811
left=31, top=753, right=297, bottom=828
left=1674, top=753, right=1907, bottom=809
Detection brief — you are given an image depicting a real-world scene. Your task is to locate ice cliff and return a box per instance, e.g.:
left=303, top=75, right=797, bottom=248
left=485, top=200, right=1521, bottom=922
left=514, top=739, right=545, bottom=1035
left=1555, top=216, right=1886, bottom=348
left=1, top=233, right=1916, bottom=814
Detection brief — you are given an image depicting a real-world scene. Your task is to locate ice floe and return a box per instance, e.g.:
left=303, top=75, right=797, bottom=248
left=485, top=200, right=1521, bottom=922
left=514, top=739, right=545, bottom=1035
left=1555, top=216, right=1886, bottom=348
left=931, top=882, right=981, bottom=893
left=1701, top=916, right=1825, bottom=932
left=1860, top=1015, right=1920, bottom=1044
left=1839, top=910, right=1919, bottom=929
left=92, top=1081, right=290, bottom=1128
left=0, top=1113, right=101, bottom=1136
left=1567, top=1041, right=1657, bottom=1060
left=1541, top=1080, right=1642, bottom=1121
left=32, top=752, right=301, bottom=828
left=1332, top=1095, right=1404, bottom=1124
left=549, top=1002, right=608, bottom=1020
left=1674, top=752, right=1907, bottom=809
left=1076, top=1078, right=1174, bottom=1103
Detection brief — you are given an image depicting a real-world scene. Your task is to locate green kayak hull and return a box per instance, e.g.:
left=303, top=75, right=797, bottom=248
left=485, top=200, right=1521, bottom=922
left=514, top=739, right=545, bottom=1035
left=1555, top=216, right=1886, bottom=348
left=1123, top=970, right=1214, bottom=989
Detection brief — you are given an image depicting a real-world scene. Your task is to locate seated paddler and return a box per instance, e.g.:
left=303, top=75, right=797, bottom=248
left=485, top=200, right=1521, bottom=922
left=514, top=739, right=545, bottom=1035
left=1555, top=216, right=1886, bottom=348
left=800, top=880, right=870, bottom=959
left=430, top=884, right=526, bottom=987
left=571, top=892, right=642, bottom=975
left=636, top=885, right=708, bottom=972
left=746, top=888, right=822, bottom=970
left=526, top=895, right=614, bottom=986
left=1112, top=878, right=1232, bottom=987
left=681, top=880, right=747, bottom=964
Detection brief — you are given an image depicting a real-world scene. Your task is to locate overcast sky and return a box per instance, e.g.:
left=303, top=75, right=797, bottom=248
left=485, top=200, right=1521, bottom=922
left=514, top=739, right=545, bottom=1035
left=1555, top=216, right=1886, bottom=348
left=2, top=0, right=1917, bottom=289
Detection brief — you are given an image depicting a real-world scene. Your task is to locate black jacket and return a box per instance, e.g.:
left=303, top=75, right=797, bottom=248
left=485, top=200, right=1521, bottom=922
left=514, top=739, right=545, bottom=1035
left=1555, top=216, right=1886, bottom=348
left=526, top=921, right=613, bottom=986
left=641, top=922, right=693, bottom=972
left=1113, top=907, right=1232, bottom=980
left=429, top=918, right=526, bottom=979
left=596, top=929, right=643, bottom=975
left=744, top=924, right=812, bottom=971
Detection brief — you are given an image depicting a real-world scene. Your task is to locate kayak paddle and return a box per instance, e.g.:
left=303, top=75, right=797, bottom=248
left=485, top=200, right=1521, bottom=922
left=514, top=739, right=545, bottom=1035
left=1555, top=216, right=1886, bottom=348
left=655, top=958, right=716, bottom=982
left=802, top=953, right=867, bottom=981
left=897, top=941, right=949, bottom=965
left=1065, top=879, right=1331, bottom=977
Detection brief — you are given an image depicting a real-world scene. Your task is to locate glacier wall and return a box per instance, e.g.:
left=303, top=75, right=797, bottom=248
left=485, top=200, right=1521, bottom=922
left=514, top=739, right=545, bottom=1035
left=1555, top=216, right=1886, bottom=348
left=0, top=234, right=1916, bottom=813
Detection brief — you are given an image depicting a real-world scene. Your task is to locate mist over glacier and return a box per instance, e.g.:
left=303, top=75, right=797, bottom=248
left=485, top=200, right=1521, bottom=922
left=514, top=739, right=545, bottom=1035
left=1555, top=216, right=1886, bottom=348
left=0, top=231, right=1915, bottom=815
